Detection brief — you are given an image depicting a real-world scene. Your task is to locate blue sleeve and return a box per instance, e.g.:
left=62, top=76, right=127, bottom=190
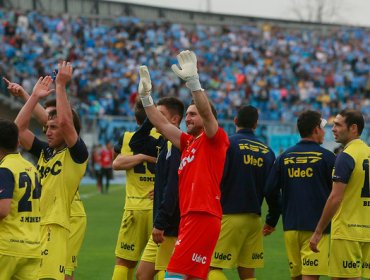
left=332, top=152, right=354, bottom=184
left=129, top=118, right=161, bottom=157
left=29, top=137, right=48, bottom=159
left=69, top=137, right=89, bottom=164
left=114, top=133, right=124, bottom=154
left=154, top=148, right=181, bottom=230
left=0, top=168, right=15, bottom=199
left=264, top=156, right=282, bottom=227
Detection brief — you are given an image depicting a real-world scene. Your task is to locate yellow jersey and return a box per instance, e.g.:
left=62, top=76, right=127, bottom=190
left=0, top=153, right=41, bottom=258
left=332, top=139, right=370, bottom=241
left=36, top=141, right=87, bottom=231
left=70, top=191, right=86, bottom=217
left=121, top=131, right=158, bottom=210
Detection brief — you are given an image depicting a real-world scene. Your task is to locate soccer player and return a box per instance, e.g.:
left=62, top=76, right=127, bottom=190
left=208, top=105, right=280, bottom=280
left=132, top=97, right=184, bottom=280
left=0, top=119, right=42, bottom=280
left=138, top=50, right=229, bottom=280
left=310, top=109, right=370, bottom=279
left=111, top=99, right=159, bottom=280
left=265, top=110, right=336, bottom=280
left=14, top=61, right=89, bottom=280
left=4, top=80, right=87, bottom=280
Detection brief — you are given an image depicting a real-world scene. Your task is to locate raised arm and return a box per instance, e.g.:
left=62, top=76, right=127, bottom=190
left=138, top=66, right=182, bottom=148
left=171, top=50, right=218, bottom=138
left=55, top=61, right=78, bottom=148
left=14, top=77, right=54, bottom=150
left=3, top=77, right=48, bottom=125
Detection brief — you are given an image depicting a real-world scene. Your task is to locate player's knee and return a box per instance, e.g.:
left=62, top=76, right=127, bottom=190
left=208, top=269, right=227, bottom=280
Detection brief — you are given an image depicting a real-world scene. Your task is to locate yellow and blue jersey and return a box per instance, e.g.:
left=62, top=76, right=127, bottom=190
left=29, top=137, right=88, bottom=231
left=120, top=130, right=159, bottom=210
left=265, top=140, right=336, bottom=233
left=331, top=139, right=370, bottom=241
left=221, top=129, right=279, bottom=226
left=129, top=119, right=180, bottom=236
left=0, top=153, right=41, bottom=258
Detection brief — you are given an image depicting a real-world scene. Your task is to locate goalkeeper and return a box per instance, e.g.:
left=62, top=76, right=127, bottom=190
left=138, top=50, right=229, bottom=280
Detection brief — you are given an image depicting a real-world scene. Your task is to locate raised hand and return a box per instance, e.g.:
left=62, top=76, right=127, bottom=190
left=138, top=66, right=154, bottom=107
left=32, top=76, right=54, bottom=99
left=3, top=77, right=27, bottom=98
left=138, top=66, right=152, bottom=97
left=171, top=50, right=202, bottom=91
left=55, top=61, right=73, bottom=86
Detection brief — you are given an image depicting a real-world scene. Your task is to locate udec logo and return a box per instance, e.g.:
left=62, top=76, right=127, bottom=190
left=192, top=253, right=207, bottom=264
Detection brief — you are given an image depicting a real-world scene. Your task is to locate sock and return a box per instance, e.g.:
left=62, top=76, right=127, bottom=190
left=208, top=269, right=227, bottom=280
left=157, top=270, right=166, bottom=280
left=243, top=278, right=257, bottom=280
left=164, top=271, right=184, bottom=279
left=64, top=268, right=73, bottom=276
left=112, top=265, right=130, bottom=280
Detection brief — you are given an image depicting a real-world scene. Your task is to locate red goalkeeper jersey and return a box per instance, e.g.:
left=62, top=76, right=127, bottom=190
left=178, top=127, right=229, bottom=218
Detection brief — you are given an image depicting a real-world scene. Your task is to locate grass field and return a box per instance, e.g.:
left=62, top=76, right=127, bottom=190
left=75, top=183, right=329, bottom=279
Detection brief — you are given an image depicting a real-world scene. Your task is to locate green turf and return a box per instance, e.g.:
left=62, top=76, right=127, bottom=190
left=75, top=183, right=329, bottom=279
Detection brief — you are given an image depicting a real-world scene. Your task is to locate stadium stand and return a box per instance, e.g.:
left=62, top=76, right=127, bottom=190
left=0, top=0, right=370, bottom=152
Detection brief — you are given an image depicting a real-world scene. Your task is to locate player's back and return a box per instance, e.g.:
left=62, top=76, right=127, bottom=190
left=276, top=140, right=335, bottom=232
left=0, top=153, right=41, bottom=258
left=221, top=129, right=275, bottom=214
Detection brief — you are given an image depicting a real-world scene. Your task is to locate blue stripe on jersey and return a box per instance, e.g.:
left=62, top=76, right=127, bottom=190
left=333, top=152, right=355, bottom=183
left=0, top=168, right=15, bottom=199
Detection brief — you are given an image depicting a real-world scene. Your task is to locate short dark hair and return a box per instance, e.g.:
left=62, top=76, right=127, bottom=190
left=44, top=99, right=56, bottom=108
left=47, top=109, right=81, bottom=135
left=190, top=99, right=217, bottom=120
left=297, top=110, right=322, bottom=138
left=0, top=119, right=18, bottom=152
left=235, top=105, right=258, bottom=128
left=157, top=97, right=185, bottom=124
left=338, top=109, right=364, bottom=136
left=134, top=98, right=147, bottom=125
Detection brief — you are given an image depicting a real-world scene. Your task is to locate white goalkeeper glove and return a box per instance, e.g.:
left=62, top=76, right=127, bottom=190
left=171, top=50, right=203, bottom=92
left=138, top=66, right=154, bottom=107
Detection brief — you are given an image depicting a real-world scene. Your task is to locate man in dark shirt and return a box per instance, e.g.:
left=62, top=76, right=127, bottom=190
left=265, top=110, right=335, bottom=280
left=209, top=105, right=280, bottom=280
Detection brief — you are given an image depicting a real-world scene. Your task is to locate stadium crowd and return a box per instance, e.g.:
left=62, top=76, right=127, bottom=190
left=0, top=9, right=370, bottom=122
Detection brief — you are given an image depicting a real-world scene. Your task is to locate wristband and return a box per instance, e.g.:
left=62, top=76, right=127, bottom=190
left=185, top=76, right=202, bottom=92
left=141, top=95, right=154, bottom=107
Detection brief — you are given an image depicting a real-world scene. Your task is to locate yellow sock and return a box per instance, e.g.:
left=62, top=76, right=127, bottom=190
left=207, top=269, right=227, bottom=280
left=157, top=270, right=166, bottom=280
left=112, top=265, right=129, bottom=280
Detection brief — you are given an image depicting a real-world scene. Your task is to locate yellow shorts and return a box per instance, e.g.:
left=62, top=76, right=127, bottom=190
left=284, top=230, right=329, bottom=277
left=329, top=239, right=370, bottom=278
left=0, top=254, right=40, bottom=280
left=210, top=213, right=264, bottom=269
left=114, top=209, right=153, bottom=261
left=65, top=215, right=87, bottom=270
left=141, top=235, right=177, bottom=270
left=39, top=224, right=69, bottom=280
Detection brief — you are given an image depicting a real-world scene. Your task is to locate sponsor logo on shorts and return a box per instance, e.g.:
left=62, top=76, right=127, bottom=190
left=120, top=242, right=135, bottom=251
left=214, top=252, right=232, bottom=261
left=252, top=252, right=263, bottom=260
left=59, top=265, right=65, bottom=273
left=303, top=258, right=318, bottom=266
left=192, top=253, right=207, bottom=264
left=343, top=260, right=361, bottom=268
